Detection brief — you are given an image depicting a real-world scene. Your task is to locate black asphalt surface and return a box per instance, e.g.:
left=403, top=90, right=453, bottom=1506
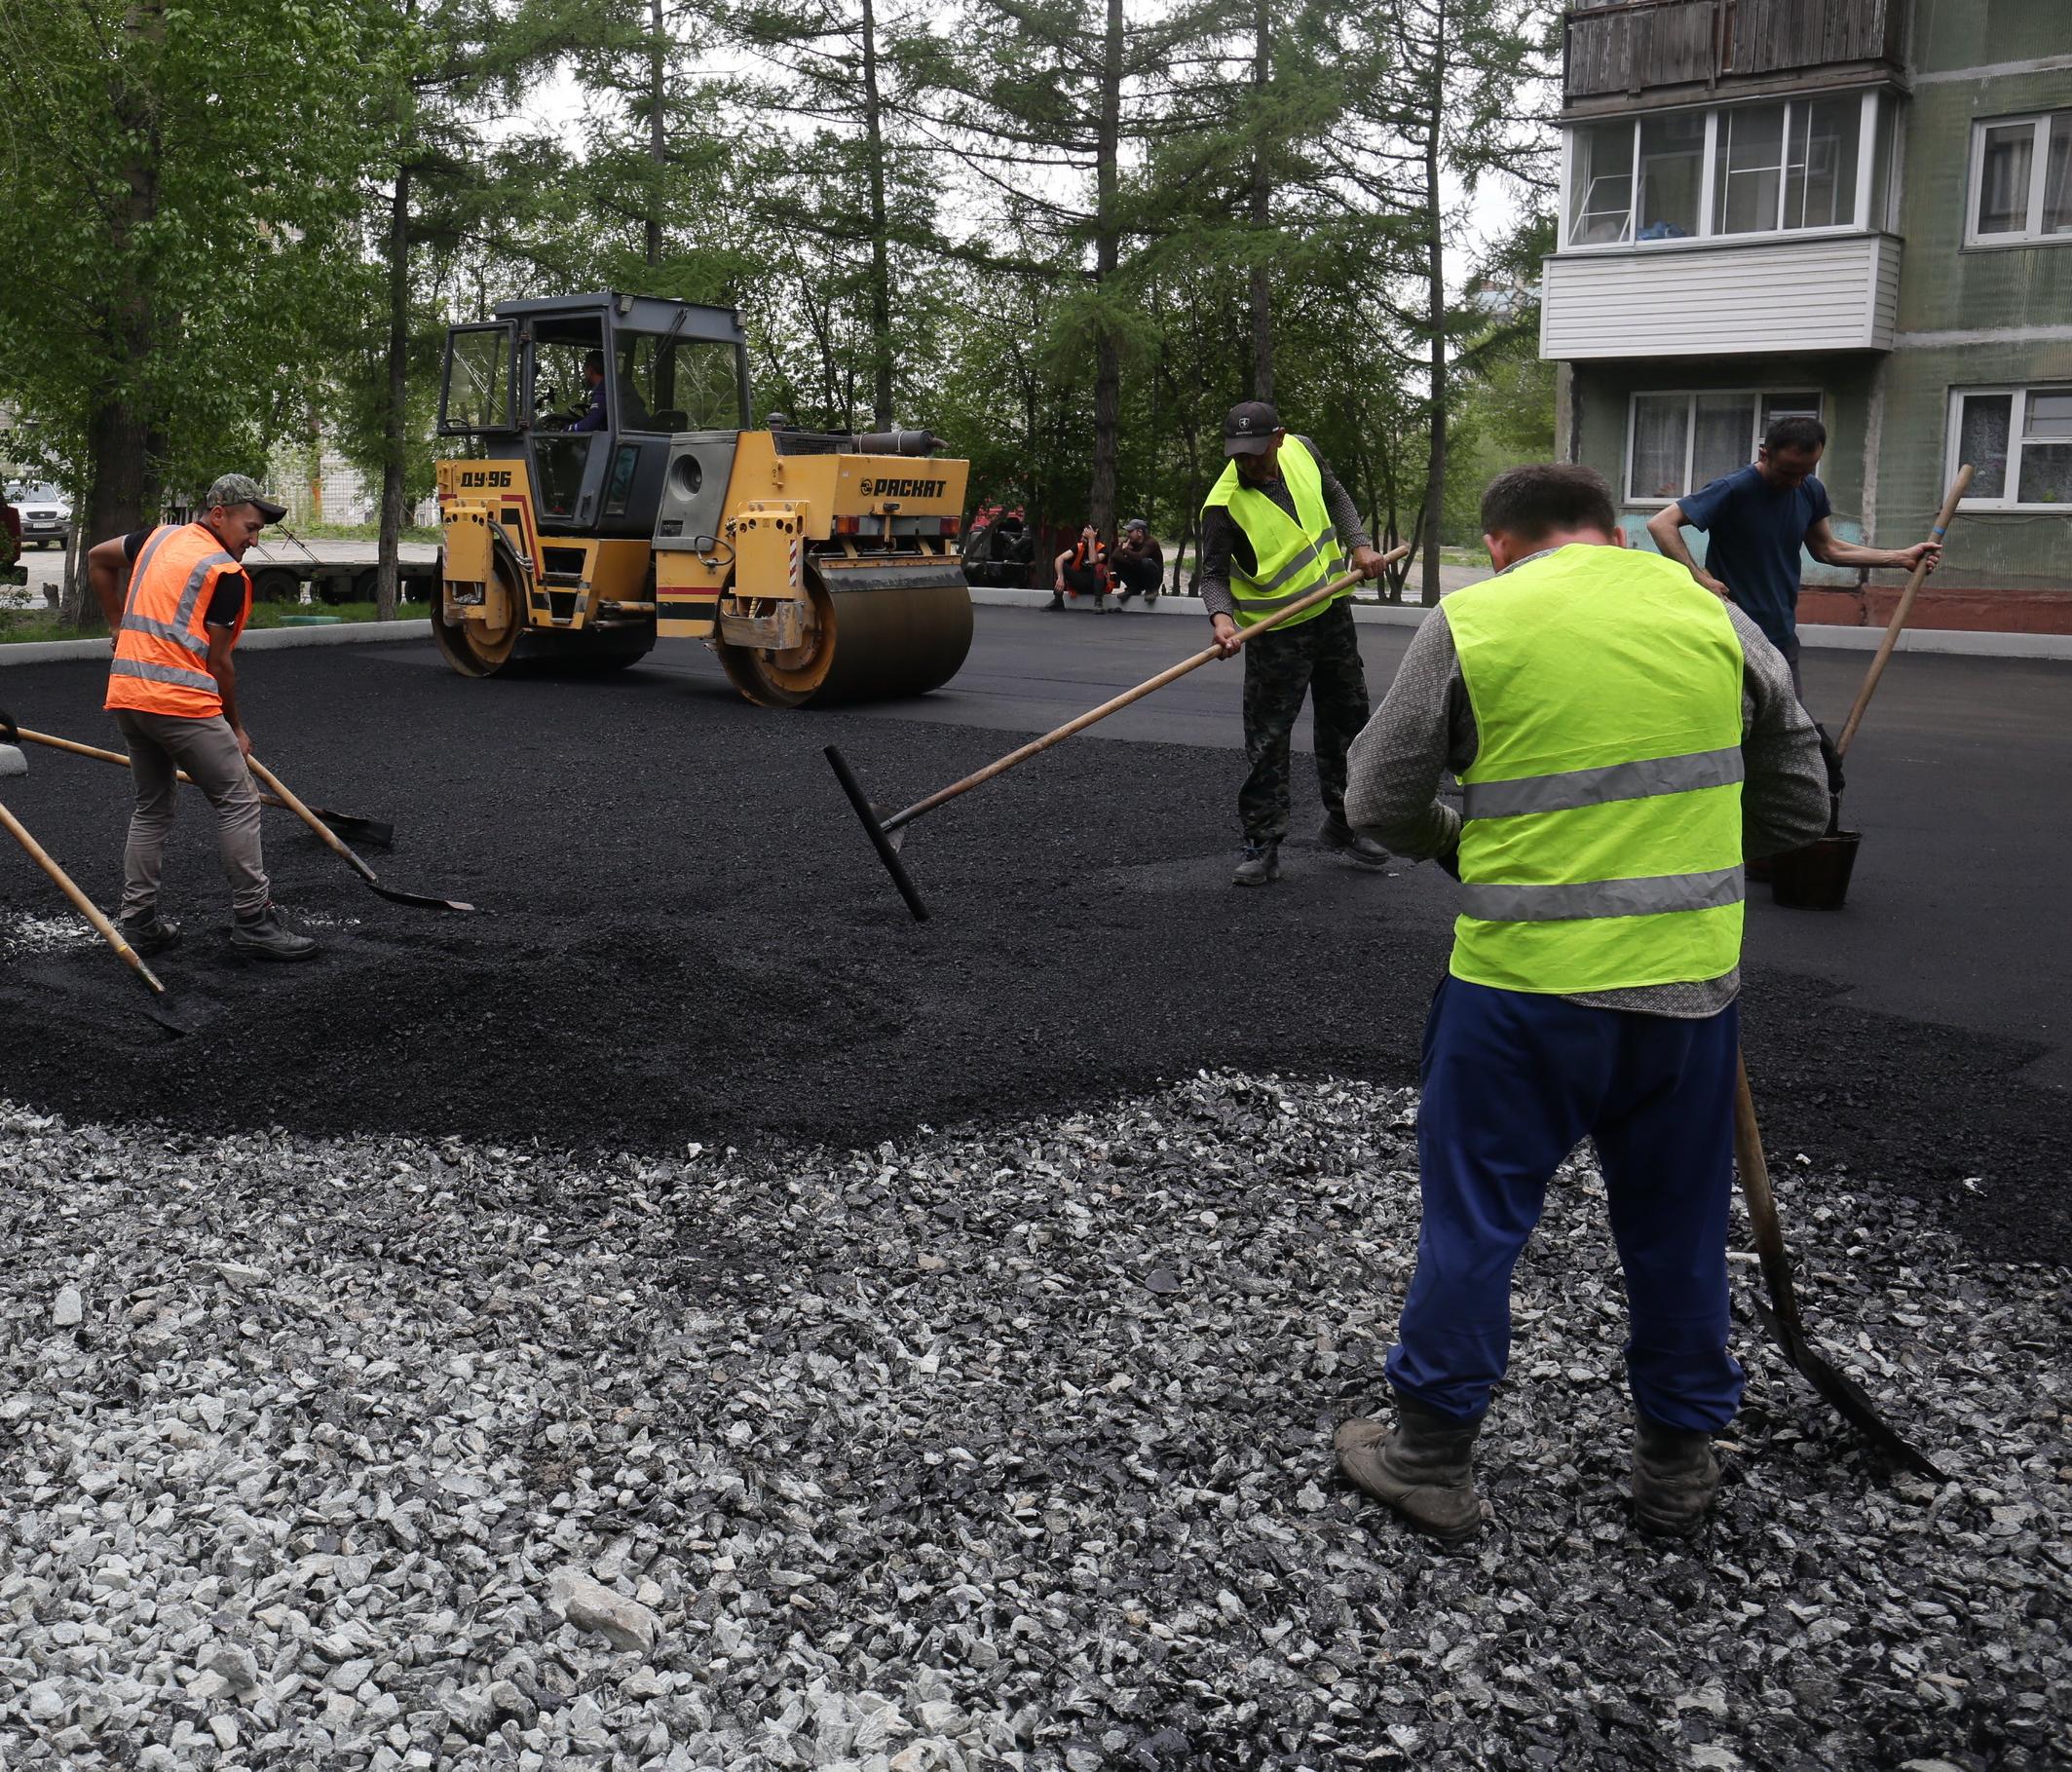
left=1, top=607, right=2066, bottom=1263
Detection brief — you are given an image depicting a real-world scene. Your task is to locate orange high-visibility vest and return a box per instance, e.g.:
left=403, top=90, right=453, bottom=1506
left=103, top=523, right=250, bottom=719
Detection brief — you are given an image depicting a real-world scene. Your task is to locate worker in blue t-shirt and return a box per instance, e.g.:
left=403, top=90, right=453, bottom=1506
left=1646, top=414, right=1941, bottom=694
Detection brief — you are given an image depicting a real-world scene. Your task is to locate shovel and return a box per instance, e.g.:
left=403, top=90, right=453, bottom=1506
left=0, top=708, right=394, bottom=848
left=828, top=548, right=1410, bottom=921
left=1769, top=466, right=1973, bottom=911
left=245, top=756, right=477, bottom=914
left=1733, top=1054, right=1943, bottom=1479
left=0, top=747, right=190, bottom=1037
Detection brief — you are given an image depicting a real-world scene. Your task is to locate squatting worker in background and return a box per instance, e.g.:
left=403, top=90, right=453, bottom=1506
left=1202, top=401, right=1391, bottom=886
left=1111, top=516, right=1164, bottom=607
left=1335, top=463, right=1830, bottom=1541
left=88, top=474, right=318, bottom=962
left=1051, top=523, right=1115, bottom=612
left=1646, top=413, right=1940, bottom=696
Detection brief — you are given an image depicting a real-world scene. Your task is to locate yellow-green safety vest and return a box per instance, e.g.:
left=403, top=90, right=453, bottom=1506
left=1443, top=545, right=1748, bottom=994
left=1201, top=435, right=1347, bottom=630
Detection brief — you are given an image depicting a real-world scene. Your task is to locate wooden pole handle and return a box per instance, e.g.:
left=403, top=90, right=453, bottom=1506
left=1732, top=1051, right=1804, bottom=1340
left=0, top=797, right=166, bottom=993
left=12, top=726, right=134, bottom=770
left=1834, top=465, right=1972, bottom=759
left=885, top=547, right=1411, bottom=833
left=244, top=755, right=374, bottom=880
left=12, top=724, right=288, bottom=812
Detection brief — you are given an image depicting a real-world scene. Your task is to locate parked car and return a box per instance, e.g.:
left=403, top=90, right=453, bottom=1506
left=8, top=483, right=71, bottom=547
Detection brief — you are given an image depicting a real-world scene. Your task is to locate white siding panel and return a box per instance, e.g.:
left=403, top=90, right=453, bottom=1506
left=1542, top=236, right=1902, bottom=358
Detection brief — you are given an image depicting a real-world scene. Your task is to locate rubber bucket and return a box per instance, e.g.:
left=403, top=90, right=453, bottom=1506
left=1769, top=831, right=1861, bottom=910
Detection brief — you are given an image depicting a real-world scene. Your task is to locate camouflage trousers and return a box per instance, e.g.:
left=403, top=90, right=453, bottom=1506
left=1238, top=599, right=1372, bottom=846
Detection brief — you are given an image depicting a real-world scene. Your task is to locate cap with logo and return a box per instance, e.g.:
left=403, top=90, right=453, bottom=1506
left=1223, top=400, right=1282, bottom=456
left=203, top=473, right=287, bottom=524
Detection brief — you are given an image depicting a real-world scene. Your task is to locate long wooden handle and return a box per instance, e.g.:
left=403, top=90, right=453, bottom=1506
left=14, top=727, right=136, bottom=770
left=885, top=547, right=1411, bottom=833
left=1835, top=465, right=1972, bottom=758
left=14, top=724, right=296, bottom=815
left=0, top=798, right=166, bottom=994
left=1732, top=1052, right=1804, bottom=1340
left=245, top=755, right=376, bottom=882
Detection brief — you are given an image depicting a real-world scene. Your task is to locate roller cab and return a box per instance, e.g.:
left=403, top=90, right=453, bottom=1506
left=432, top=289, right=973, bottom=700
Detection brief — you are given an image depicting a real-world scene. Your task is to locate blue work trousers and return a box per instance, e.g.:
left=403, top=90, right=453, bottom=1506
left=1384, top=977, right=1745, bottom=1432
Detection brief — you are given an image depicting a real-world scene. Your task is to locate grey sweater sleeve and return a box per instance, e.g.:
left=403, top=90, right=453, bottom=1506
left=1726, top=602, right=1833, bottom=858
left=1197, top=508, right=1241, bottom=621
left=1343, top=612, right=1468, bottom=861
left=1198, top=438, right=1370, bottom=623
left=1313, top=446, right=1372, bottom=554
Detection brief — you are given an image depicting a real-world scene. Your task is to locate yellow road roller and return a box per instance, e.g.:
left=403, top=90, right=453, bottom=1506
left=431, top=291, right=972, bottom=705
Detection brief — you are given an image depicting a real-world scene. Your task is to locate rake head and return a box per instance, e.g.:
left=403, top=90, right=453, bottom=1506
left=823, top=745, right=929, bottom=923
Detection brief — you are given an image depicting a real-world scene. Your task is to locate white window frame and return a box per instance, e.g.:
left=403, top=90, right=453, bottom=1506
left=1624, top=390, right=1826, bottom=508
left=1947, top=385, right=2072, bottom=509
left=1562, top=91, right=1884, bottom=253
left=1964, top=112, right=2072, bottom=247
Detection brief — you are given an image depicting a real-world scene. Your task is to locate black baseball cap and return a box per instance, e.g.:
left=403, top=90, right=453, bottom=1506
left=1223, top=400, right=1283, bottom=456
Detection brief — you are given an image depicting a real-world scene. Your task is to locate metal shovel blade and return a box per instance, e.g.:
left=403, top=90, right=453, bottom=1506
left=1752, top=1297, right=1945, bottom=1481
left=312, top=808, right=395, bottom=849
left=1734, top=1060, right=1945, bottom=1482
left=824, top=745, right=929, bottom=923
left=245, top=756, right=476, bottom=914
left=367, top=880, right=476, bottom=913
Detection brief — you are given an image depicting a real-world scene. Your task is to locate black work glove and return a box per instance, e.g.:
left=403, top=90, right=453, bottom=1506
left=1814, top=722, right=1846, bottom=797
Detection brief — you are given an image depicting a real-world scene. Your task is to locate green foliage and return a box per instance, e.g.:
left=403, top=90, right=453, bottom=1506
left=1, top=0, right=1557, bottom=606
left=0, top=0, right=403, bottom=501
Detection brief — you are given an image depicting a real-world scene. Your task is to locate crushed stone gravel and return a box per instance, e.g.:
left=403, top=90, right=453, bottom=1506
left=3, top=1075, right=2065, bottom=1770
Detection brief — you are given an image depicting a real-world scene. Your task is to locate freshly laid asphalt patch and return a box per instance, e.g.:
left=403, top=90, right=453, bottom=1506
left=0, top=640, right=2065, bottom=1264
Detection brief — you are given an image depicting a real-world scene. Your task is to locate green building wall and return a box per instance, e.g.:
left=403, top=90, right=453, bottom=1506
left=1871, top=19, right=2072, bottom=591
left=1556, top=1, right=2072, bottom=601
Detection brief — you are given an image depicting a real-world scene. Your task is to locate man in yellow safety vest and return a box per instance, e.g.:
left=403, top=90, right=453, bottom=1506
left=1201, top=401, right=1393, bottom=886
left=1334, top=463, right=1830, bottom=1540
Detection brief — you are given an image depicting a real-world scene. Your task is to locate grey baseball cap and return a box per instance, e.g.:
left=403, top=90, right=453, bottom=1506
left=1124, top=515, right=1149, bottom=532
left=1223, top=399, right=1283, bottom=456
left=203, top=473, right=287, bottom=523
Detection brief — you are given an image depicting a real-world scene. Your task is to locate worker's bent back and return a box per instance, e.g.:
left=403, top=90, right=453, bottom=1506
left=1442, top=546, right=1746, bottom=996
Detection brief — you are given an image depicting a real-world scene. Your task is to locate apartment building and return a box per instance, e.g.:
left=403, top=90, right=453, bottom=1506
left=1541, top=0, right=2072, bottom=631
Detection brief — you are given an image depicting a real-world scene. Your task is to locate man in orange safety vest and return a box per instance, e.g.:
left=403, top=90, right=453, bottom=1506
left=86, top=473, right=318, bottom=961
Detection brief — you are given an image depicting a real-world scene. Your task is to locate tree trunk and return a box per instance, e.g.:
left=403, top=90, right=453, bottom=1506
left=77, top=11, right=164, bottom=625
left=1248, top=0, right=1273, bottom=401
left=645, top=0, right=666, bottom=269
left=859, top=0, right=894, bottom=430
left=1418, top=11, right=1448, bottom=608
left=1086, top=0, right=1124, bottom=536
left=376, top=160, right=412, bottom=624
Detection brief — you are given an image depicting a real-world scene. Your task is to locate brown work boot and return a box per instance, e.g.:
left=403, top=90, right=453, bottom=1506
left=1632, top=1416, right=1721, bottom=1538
left=1335, top=1398, right=1486, bottom=1541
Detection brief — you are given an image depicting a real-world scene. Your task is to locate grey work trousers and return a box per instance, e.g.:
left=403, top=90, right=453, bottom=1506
left=113, top=709, right=270, bottom=919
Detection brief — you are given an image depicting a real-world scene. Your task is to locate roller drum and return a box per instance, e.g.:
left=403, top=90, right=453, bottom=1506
left=717, top=558, right=971, bottom=708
